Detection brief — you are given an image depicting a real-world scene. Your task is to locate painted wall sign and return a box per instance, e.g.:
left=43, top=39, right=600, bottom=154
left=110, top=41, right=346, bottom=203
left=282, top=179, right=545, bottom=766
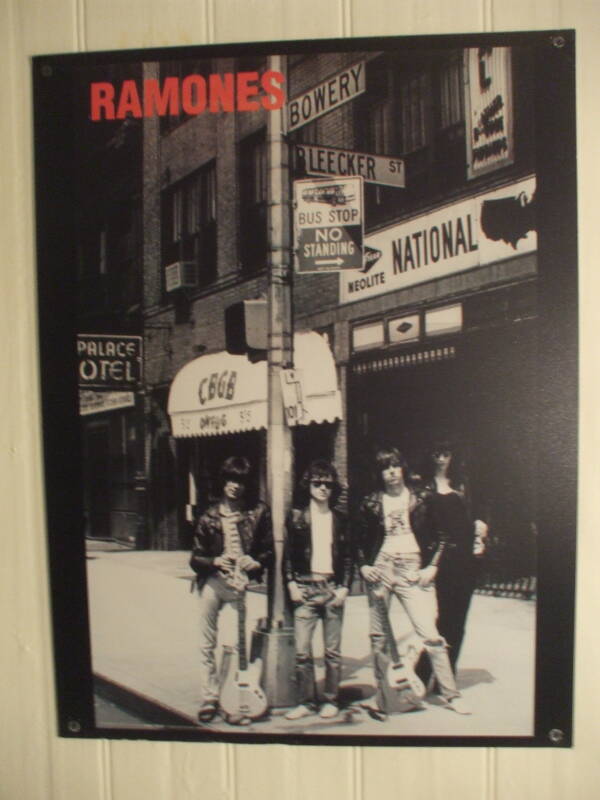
left=287, top=61, right=366, bottom=131
left=296, top=143, right=405, bottom=187
left=294, top=176, right=364, bottom=273
left=339, top=176, right=536, bottom=304
left=465, top=47, right=514, bottom=178
left=77, top=334, right=142, bottom=390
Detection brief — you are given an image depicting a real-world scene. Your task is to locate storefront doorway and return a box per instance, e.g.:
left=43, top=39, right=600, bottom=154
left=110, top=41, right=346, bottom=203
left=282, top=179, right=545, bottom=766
left=348, top=318, right=538, bottom=584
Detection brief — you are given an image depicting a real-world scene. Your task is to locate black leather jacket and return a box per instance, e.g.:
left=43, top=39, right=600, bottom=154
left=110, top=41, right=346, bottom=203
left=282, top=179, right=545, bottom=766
left=283, top=506, right=354, bottom=589
left=355, top=489, right=448, bottom=569
left=190, top=501, right=273, bottom=591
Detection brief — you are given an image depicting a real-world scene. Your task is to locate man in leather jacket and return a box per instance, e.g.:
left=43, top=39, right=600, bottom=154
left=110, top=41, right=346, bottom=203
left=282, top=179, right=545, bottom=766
left=356, top=447, right=470, bottom=718
left=283, top=460, right=353, bottom=720
left=190, top=456, right=273, bottom=723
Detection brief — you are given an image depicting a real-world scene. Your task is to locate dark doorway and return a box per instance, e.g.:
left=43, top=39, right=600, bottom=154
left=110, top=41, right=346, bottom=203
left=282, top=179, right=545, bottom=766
left=348, top=320, right=538, bottom=582
left=83, top=421, right=111, bottom=539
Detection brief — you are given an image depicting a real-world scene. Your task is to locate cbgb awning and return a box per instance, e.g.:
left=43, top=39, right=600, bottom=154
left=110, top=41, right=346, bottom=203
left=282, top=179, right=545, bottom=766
left=167, top=331, right=342, bottom=438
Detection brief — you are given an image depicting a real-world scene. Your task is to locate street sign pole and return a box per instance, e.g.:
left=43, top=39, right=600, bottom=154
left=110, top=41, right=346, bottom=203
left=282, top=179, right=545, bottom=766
left=249, top=53, right=296, bottom=709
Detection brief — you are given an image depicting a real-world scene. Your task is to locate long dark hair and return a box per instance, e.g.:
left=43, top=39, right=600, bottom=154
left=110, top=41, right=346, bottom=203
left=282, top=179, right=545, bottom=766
left=297, top=459, right=343, bottom=507
left=372, top=447, right=412, bottom=490
left=423, top=440, right=466, bottom=489
left=219, top=455, right=252, bottom=488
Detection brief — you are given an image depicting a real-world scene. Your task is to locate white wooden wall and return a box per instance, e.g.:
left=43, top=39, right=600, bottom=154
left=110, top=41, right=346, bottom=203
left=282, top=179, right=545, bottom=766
left=1, top=1, right=598, bottom=797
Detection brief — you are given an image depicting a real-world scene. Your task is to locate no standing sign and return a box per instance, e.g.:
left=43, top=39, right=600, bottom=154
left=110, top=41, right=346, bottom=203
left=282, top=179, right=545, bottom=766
left=294, top=176, right=364, bottom=273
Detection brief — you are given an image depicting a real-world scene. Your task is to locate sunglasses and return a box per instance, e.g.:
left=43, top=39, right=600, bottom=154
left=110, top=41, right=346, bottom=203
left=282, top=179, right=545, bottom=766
left=310, top=479, right=334, bottom=488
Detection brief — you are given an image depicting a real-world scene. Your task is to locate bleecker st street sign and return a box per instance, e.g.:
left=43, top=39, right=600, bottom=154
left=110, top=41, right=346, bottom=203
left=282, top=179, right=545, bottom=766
left=296, top=144, right=405, bottom=188
left=294, top=176, right=364, bottom=274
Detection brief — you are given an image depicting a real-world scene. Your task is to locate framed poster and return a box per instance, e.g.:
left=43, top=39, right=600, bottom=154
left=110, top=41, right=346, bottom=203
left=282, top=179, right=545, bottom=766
left=32, top=29, right=577, bottom=746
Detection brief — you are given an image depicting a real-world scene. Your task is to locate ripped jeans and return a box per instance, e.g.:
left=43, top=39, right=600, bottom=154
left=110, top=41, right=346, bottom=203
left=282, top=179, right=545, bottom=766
left=367, top=553, right=460, bottom=702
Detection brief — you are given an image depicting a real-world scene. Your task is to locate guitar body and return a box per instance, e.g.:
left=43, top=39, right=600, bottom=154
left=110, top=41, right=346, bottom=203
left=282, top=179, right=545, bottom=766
left=218, top=567, right=268, bottom=722
left=219, top=655, right=268, bottom=720
left=372, top=592, right=426, bottom=712
left=385, top=647, right=425, bottom=697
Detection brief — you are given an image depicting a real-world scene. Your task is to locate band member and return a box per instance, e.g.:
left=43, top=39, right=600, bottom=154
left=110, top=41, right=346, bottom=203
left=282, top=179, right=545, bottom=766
left=284, top=460, right=353, bottom=720
left=190, top=456, right=273, bottom=724
left=356, top=447, right=471, bottom=718
left=415, top=442, right=488, bottom=686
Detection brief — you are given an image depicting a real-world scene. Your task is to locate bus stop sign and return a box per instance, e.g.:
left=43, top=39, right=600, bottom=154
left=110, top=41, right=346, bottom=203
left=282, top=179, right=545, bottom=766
left=294, top=176, right=364, bottom=273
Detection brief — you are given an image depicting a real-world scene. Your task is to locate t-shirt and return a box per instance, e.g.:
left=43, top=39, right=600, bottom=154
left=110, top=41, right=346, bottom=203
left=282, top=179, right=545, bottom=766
left=310, top=503, right=334, bottom=575
left=380, top=490, right=420, bottom=555
left=220, top=509, right=243, bottom=558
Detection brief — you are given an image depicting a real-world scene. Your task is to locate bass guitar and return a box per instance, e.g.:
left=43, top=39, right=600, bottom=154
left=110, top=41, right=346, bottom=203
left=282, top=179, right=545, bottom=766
left=219, top=565, right=268, bottom=724
left=372, top=589, right=425, bottom=705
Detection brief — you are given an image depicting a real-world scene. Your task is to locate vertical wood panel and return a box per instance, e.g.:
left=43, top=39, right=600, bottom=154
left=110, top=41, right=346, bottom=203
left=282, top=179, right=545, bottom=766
left=362, top=748, right=488, bottom=800
left=349, top=0, right=487, bottom=36
left=213, top=0, right=344, bottom=43
left=1, top=0, right=108, bottom=797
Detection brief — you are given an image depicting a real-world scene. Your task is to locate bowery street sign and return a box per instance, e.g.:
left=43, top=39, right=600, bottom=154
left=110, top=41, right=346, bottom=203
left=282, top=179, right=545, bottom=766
left=287, top=61, right=366, bottom=132
left=296, top=143, right=405, bottom=188
left=294, top=176, right=364, bottom=273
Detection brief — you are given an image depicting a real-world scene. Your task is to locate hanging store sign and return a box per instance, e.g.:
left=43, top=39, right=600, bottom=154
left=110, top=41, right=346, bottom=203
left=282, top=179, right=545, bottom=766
left=294, top=176, right=364, bottom=273
left=77, top=334, right=143, bottom=390
left=296, top=143, right=405, bottom=188
left=287, top=61, right=366, bottom=131
left=280, top=368, right=307, bottom=426
left=78, top=390, right=135, bottom=416
left=340, top=175, right=536, bottom=304
left=465, top=46, right=514, bottom=179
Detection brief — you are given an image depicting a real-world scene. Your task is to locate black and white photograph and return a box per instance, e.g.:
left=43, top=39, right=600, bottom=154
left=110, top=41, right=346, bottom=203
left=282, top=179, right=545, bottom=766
left=32, top=29, right=577, bottom=746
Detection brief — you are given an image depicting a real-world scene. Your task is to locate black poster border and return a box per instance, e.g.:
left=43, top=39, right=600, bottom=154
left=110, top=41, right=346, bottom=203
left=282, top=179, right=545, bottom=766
left=32, top=29, right=577, bottom=747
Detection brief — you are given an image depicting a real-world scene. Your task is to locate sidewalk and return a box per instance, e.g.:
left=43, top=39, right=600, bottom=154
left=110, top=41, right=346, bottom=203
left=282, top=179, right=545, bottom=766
left=86, top=542, right=535, bottom=738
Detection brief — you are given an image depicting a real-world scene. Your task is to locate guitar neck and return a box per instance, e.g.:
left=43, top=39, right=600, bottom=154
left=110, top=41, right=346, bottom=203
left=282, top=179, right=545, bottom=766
left=237, top=592, right=247, bottom=671
left=374, top=594, right=400, bottom=663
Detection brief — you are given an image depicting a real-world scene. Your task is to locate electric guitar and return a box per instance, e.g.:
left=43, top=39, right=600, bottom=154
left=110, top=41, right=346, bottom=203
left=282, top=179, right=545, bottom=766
left=219, top=564, right=268, bottom=723
left=372, top=589, right=426, bottom=703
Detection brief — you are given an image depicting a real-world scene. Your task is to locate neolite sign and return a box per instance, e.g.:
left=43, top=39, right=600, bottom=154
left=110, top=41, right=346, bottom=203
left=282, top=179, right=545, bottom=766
left=287, top=62, right=366, bottom=132
left=296, top=143, right=405, bottom=188
left=77, top=334, right=142, bottom=389
left=339, top=176, right=536, bottom=305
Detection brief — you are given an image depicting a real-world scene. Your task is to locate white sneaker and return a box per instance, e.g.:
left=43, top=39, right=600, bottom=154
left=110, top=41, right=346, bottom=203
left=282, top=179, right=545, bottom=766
left=319, top=703, right=339, bottom=719
left=285, top=704, right=312, bottom=720
left=445, top=696, right=472, bottom=715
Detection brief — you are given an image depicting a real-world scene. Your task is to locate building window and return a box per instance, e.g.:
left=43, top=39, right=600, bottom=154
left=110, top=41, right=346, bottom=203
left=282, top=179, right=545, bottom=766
left=388, top=314, right=420, bottom=344
left=434, top=53, right=467, bottom=191
left=440, top=55, right=465, bottom=129
left=425, top=303, right=463, bottom=337
left=162, top=161, right=217, bottom=293
left=352, top=321, right=385, bottom=352
left=399, top=73, right=428, bottom=154
left=239, top=130, right=267, bottom=272
left=159, top=59, right=213, bottom=134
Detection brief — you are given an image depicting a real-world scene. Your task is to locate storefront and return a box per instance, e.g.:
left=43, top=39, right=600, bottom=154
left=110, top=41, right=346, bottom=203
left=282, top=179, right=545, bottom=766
left=79, top=390, right=140, bottom=544
left=346, top=279, right=538, bottom=586
left=166, top=331, right=343, bottom=546
left=340, top=175, right=539, bottom=587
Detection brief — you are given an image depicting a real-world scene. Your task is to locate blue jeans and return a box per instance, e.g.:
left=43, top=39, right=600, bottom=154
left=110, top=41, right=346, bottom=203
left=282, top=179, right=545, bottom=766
left=197, top=574, right=239, bottom=703
left=293, top=579, right=344, bottom=707
left=368, top=553, right=460, bottom=702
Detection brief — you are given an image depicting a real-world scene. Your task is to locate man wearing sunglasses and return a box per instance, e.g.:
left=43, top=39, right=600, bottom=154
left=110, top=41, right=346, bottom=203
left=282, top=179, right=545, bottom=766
left=283, top=460, right=354, bottom=720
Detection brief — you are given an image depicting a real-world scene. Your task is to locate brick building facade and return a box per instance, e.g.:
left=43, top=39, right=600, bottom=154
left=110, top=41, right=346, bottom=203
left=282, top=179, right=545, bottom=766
left=137, top=44, right=538, bottom=585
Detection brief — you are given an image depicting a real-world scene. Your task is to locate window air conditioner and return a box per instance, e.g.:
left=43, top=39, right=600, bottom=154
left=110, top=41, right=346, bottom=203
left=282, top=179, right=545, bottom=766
left=165, top=261, right=197, bottom=292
